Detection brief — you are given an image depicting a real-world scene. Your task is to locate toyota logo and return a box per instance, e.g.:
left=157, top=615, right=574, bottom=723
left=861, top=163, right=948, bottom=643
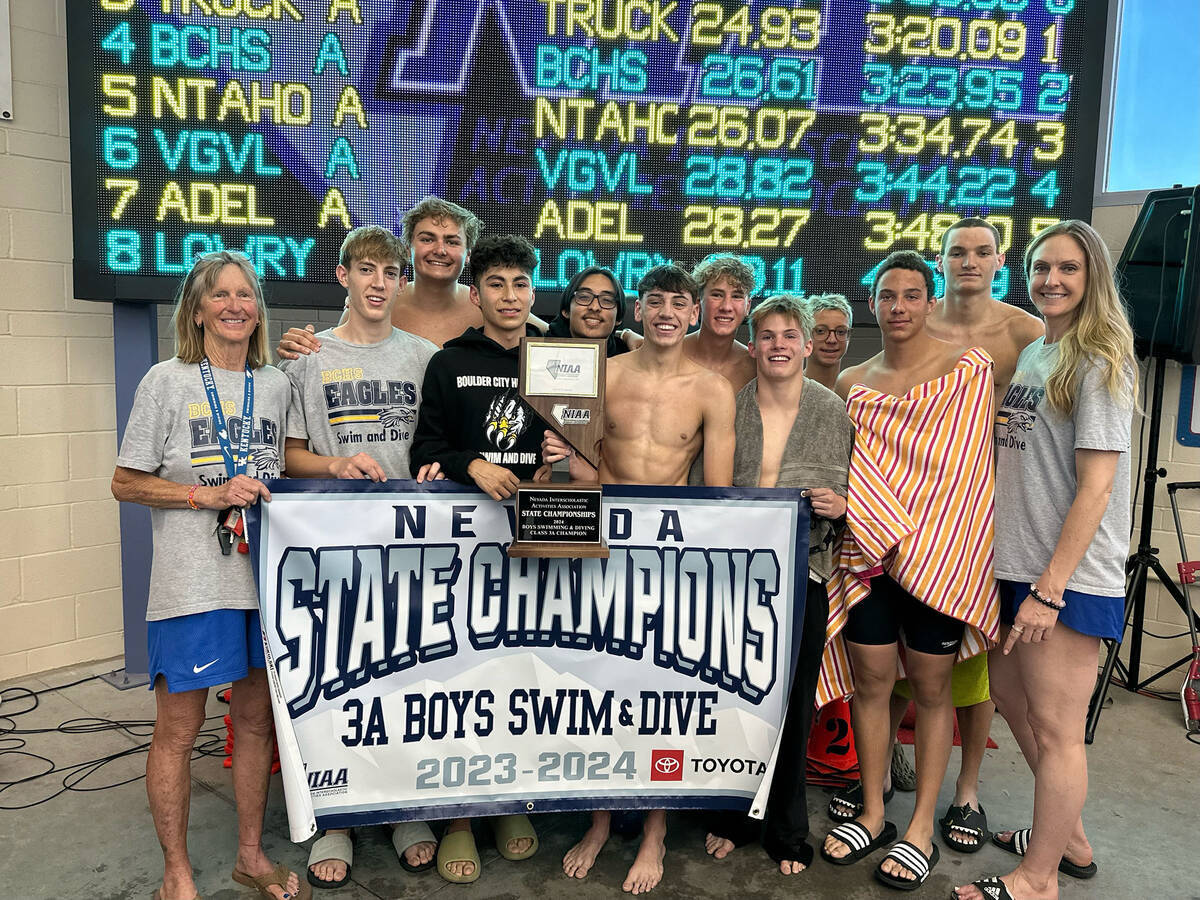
left=651, top=749, right=684, bottom=780
left=654, top=756, right=680, bottom=775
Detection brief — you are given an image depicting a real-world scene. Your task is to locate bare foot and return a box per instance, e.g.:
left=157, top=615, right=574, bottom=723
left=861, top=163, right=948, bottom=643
left=623, top=812, right=666, bottom=895
left=309, top=826, right=351, bottom=885
left=622, top=841, right=665, bottom=895
left=506, top=835, right=534, bottom=856
left=309, top=856, right=347, bottom=884
left=564, top=811, right=611, bottom=878
left=778, top=859, right=807, bottom=876
left=704, top=833, right=735, bottom=859
left=155, top=872, right=199, bottom=900
left=994, top=830, right=1093, bottom=870
left=946, top=800, right=985, bottom=848
left=403, top=840, right=436, bottom=868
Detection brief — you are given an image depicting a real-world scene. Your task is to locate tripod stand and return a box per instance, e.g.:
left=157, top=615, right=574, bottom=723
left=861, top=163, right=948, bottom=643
left=1086, top=355, right=1200, bottom=742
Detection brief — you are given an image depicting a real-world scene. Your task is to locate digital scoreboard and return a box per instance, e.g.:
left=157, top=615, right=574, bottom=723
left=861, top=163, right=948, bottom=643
left=67, top=0, right=1107, bottom=309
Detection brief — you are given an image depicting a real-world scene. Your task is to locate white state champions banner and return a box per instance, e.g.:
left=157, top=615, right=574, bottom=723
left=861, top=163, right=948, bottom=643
left=248, top=481, right=809, bottom=842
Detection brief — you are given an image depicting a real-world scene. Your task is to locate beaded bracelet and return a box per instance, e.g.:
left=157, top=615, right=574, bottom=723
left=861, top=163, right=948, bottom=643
left=1030, top=585, right=1066, bottom=611
left=186, top=484, right=200, bottom=510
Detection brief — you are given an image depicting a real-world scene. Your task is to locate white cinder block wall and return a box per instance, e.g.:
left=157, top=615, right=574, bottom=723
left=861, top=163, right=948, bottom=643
left=0, top=1, right=1193, bottom=688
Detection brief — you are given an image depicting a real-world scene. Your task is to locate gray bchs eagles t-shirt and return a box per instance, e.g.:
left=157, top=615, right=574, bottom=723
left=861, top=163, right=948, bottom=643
left=116, top=358, right=289, bottom=621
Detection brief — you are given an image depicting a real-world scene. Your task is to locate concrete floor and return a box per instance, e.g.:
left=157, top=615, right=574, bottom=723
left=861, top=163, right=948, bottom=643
left=1, top=657, right=1196, bottom=900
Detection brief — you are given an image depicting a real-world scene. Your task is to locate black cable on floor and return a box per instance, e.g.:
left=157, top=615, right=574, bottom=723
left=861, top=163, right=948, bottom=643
left=0, top=675, right=230, bottom=810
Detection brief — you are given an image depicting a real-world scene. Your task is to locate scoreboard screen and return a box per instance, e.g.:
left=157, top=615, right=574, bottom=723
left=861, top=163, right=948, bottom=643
left=67, top=0, right=1107, bottom=309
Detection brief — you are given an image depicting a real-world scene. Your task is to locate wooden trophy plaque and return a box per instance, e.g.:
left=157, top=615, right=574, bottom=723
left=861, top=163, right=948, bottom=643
left=508, top=337, right=608, bottom=558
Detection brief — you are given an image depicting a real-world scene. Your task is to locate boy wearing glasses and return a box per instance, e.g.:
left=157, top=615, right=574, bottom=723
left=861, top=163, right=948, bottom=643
left=804, top=293, right=853, bottom=391
left=545, top=266, right=630, bottom=357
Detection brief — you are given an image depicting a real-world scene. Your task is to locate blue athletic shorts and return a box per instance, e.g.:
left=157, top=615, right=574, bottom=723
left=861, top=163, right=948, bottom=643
left=999, top=580, right=1124, bottom=641
left=147, top=608, right=266, bottom=693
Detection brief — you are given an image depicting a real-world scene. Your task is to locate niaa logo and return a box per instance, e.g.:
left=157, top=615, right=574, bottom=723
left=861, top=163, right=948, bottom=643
left=546, top=358, right=581, bottom=379
left=307, top=767, right=349, bottom=790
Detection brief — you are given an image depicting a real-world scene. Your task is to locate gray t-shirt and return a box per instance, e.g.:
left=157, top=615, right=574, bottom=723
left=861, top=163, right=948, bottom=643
left=993, top=337, right=1133, bottom=595
left=116, top=358, right=289, bottom=621
left=280, top=327, right=437, bottom=478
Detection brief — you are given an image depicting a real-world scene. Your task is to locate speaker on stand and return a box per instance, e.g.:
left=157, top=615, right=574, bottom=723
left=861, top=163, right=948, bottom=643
left=1086, top=185, right=1200, bottom=743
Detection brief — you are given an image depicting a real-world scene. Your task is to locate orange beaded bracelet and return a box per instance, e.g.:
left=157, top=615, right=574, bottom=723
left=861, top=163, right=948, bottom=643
left=186, top=484, right=200, bottom=510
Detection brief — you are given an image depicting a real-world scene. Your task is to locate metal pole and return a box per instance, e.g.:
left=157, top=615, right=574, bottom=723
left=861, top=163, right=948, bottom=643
left=103, top=301, right=157, bottom=689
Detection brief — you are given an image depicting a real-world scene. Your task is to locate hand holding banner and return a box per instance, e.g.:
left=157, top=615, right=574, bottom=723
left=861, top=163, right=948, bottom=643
left=249, top=481, right=808, bottom=841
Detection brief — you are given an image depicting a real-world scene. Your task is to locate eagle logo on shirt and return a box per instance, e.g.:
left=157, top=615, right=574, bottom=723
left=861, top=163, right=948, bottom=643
left=485, top=389, right=530, bottom=451
left=380, top=406, right=416, bottom=429
left=1006, top=412, right=1036, bottom=433
left=250, top=446, right=280, bottom=476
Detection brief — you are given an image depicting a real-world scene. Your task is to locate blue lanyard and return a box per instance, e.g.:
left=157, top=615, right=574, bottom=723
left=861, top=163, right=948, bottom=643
left=199, top=358, right=254, bottom=478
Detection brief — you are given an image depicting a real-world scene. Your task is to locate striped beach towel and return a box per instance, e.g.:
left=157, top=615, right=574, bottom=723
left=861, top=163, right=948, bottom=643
left=817, top=348, right=1000, bottom=708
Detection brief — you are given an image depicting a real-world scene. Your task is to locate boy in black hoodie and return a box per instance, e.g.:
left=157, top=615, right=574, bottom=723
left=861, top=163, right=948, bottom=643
left=410, top=233, right=545, bottom=500
left=408, top=234, right=544, bottom=883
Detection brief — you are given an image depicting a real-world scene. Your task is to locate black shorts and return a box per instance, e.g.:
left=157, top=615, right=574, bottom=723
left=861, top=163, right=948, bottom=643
left=843, top=574, right=964, bottom=656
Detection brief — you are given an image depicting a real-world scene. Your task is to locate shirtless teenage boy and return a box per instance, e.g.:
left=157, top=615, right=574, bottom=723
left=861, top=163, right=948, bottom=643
left=931, top=218, right=1045, bottom=401
left=925, top=219, right=1044, bottom=849
left=277, top=198, right=546, bottom=357
left=544, top=264, right=735, bottom=894
left=820, top=251, right=998, bottom=891
left=624, top=255, right=757, bottom=391
left=885, top=220, right=1046, bottom=852
left=705, top=295, right=854, bottom=874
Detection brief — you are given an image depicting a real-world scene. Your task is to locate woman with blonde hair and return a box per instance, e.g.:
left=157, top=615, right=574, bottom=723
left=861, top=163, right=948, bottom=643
left=955, top=220, right=1137, bottom=900
left=112, top=251, right=307, bottom=900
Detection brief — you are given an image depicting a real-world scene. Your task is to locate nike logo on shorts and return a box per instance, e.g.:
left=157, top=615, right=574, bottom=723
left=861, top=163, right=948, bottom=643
left=193, top=659, right=220, bottom=674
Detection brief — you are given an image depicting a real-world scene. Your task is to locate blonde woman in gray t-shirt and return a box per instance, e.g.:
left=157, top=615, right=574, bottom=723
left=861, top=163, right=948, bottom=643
left=955, top=221, right=1137, bottom=900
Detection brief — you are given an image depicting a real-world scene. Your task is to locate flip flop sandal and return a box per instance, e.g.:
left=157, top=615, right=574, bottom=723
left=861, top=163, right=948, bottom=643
left=492, top=813, right=539, bottom=861
left=391, top=821, right=437, bottom=874
left=939, top=802, right=990, bottom=853
left=873, top=840, right=939, bottom=891
left=437, top=829, right=481, bottom=884
left=991, top=828, right=1097, bottom=879
left=963, top=876, right=1015, bottom=900
left=827, top=782, right=896, bottom=823
left=306, top=831, right=353, bottom=889
left=819, top=819, right=898, bottom=866
left=232, top=861, right=312, bottom=900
